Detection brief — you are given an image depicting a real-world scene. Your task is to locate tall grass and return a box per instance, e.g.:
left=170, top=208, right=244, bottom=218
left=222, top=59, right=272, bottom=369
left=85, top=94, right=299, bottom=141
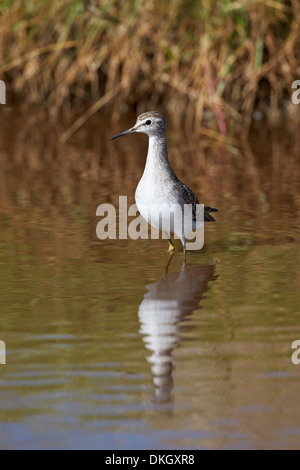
left=0, top=0, right=299, bottom=133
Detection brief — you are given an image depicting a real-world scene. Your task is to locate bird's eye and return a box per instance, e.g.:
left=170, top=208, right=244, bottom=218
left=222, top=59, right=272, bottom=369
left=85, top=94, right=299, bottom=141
left=145, top=119, right=152, bottom=125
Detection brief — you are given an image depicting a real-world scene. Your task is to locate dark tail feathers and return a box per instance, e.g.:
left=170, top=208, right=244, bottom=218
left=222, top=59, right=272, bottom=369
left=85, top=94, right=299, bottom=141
left=204, top=206, right=218, bottom=222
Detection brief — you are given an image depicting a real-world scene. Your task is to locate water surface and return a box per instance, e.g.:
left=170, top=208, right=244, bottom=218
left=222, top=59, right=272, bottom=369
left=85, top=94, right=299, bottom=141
left=0, top=110, right=299, bottom=449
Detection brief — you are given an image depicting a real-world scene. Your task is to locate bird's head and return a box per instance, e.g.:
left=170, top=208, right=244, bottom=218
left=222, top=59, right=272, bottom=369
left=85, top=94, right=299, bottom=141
left=110, top=111, right=166, bottom=140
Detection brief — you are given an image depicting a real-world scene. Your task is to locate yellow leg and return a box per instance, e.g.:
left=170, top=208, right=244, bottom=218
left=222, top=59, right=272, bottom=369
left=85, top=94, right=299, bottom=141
left=167, top=238, right=175, bottom=252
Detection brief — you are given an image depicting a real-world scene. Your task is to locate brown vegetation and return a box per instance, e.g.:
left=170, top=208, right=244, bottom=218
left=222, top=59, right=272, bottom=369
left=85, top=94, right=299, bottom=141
left=1, top=0, right=300, bottom=134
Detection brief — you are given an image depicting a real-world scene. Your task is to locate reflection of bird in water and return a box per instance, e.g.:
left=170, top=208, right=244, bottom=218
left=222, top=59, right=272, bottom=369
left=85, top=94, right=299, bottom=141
left=138, top=255, right=217, bottom=402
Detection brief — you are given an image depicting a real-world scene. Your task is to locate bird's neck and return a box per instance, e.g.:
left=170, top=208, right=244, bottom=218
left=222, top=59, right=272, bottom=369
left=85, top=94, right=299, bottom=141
left=143, top=135, right=175, bottom=181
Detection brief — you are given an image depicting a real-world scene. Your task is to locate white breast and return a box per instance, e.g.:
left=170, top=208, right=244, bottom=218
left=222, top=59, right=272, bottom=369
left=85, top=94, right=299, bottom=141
left=134, top=135, right=203, bottom=245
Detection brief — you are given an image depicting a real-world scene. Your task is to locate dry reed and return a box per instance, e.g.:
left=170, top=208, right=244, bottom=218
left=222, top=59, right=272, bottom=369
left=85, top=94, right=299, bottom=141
left=0, top=0, right=300, bottom=134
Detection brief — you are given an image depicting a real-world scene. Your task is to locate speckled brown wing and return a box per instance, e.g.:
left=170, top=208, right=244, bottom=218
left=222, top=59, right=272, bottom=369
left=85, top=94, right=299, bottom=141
left=174, top=179, right=218, bottom=223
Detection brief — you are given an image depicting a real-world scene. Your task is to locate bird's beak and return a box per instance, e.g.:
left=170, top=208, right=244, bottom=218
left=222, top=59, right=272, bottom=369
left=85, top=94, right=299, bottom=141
left=110, top=126, right=136, bottom=141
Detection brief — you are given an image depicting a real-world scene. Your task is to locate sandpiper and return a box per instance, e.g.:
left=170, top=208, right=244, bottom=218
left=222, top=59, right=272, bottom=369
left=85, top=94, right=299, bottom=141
left=110, top=111, right=218, bottom=252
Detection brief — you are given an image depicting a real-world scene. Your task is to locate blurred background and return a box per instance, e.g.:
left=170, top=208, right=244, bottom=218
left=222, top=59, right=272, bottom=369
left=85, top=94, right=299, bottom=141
left=0, top=0, right=300, bottom=450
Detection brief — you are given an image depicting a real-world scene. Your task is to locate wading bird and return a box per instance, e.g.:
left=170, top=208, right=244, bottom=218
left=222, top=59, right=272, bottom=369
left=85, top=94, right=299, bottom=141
left=111, top=111, right=218, bottom=253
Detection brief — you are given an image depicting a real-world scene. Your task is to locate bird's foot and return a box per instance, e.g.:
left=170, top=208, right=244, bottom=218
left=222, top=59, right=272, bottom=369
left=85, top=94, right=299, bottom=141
left=167, top=239, right=176, bottom=252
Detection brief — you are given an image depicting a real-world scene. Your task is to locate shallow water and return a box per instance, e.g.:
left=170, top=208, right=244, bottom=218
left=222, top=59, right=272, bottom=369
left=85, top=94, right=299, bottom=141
left=0, top=110, right=299, bottom=449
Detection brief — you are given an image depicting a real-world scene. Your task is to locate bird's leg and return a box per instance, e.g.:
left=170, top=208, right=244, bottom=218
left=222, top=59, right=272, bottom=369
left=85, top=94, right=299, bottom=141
left=182, top=238, right=187, bottom=260
left=167, top=238, right=176, bottom=252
